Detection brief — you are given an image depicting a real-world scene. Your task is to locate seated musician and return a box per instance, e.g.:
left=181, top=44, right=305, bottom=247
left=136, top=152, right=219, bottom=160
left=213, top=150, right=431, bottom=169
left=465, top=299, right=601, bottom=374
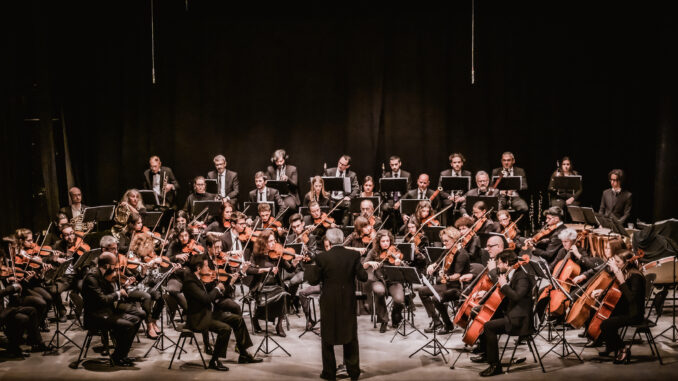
left=455, top=216, right=483, bottom=263
left=471, top=250, right=533, bottom=377
left=548, top=156, right=582, bottom=209
left=207, top=154, right=239, bottom=206
left=0, top=281, right=48, bottom=358
left=599, top=169, right=632, bottom=225
left=165, top=227, right=203, bottom=313
left=253, top=203, right=285, bottom=239
left=59, top=186, right=88, bottom=222
left=362, top=229, right=406, bottom=333
left=491, top=152, right=529, bottom=213
left=285, top=213, right=318, bottom=252
left=496, top=210, right=522, bottom=250
left=117, top=213, right=145, bottom=255
left=572, top=237, right=626, bottom=286
left=460, top=171, right=499, bottom=216
left=43, top=213, right=70, bottom=247
left=14, top=228, right=53, bottom=330
left=419, top=227, right=473, bottom=334
left=325, top=155, right=360, bottom=225
left=358, top=198, right=381, bottom=227
left=402, top=218, right=429, bottom=273
left=183, top=255, right=261, bottom=371
left=143, top=155, right=179, bottom=207
left=183, top=176, right=216, bottom=215
left=249, top=171, right=285, bottom=214
left=286, top=213, right=322, bottom=330
left=402, top=200, right=439, bottom=234
left=265, top=148, right=301, bottom=211
left=382, top=156, right=412, bottom=229
left=221, top=212, right=250, bottom=258
left=343, top=216, right=375, bottom=256
left=304, top=176, right=333, bottom=207
left=471, top=201, right=501, bottom=234
left=81, top=252, right=141, bottom=366
left=400, top=173, right=441, bottom=211
left=120, top=189, right=147, bottom=215
left=50, top=223, right=90, bottom=322
left=594, top=251, right=645, bottom=363
left=439, top=152, right=472, bottom=203
left=303, top=201, right=337, bottom=240
left=206, top=202, right=234, bottom=235
left=360, top=175, right=376, bottom=197
left=524, top=206, right=567, bottom=265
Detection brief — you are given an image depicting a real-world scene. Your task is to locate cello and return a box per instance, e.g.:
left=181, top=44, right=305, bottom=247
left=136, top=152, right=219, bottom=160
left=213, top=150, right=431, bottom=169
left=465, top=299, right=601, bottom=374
left=537, top=249, right=581, bottom=317
left=453, top=267, right=496, bottom=328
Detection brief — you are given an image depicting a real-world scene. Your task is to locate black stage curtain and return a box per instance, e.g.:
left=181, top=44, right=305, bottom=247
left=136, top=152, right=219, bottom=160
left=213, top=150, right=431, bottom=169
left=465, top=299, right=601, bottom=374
left=2, top=1, right=676, bottom=236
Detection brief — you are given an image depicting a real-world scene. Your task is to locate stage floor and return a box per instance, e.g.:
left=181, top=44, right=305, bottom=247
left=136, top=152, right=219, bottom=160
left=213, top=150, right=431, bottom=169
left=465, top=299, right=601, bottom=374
left=2, top=300, right=678, bottom=381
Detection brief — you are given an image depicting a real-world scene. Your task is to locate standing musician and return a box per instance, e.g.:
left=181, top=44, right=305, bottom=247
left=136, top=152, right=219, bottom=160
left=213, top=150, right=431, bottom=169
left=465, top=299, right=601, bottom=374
left=143, top=155, right=179, bottom=207
left=419, top=227, right=473, bottom=334
left=183, top=176, right=217, bottom=215
left=325, top=155, right=360, bottom=225
left=305, top=228, right=368, bottom=381
left=362, top=229, right=406, bottom=333
left=523, top=206, right=567, bottom=266
left=594, top=250, right=645, bottom=363
left=207, top=154, right=240, bottom=206
left=548, top=156, right=582, bottom=209
left=304, top=176, right=333, bottom=207
left=81, top=252, right=141, bottom=367
left=460, top=171, right=499, bottom=217
left=491, top=152, right=529, bottom=213
left=360, top=175, right=376, bottom=197
left=471, top=201, right=501, bottom=234
left=183, top=255, right=261, bottom=371
left=470, top=250, right=534, bottom=377
left=266, top=148, right=301, bottom=211
left=249, top=171, right=285, bottom=213
left=59, top=186, right=88, bottom=221
left=599, top=169, right=632, bottom=225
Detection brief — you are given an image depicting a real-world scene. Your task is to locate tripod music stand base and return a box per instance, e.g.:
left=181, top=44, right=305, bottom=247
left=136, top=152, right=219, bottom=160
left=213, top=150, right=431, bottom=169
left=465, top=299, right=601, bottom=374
left=656, top=325, right=678, bottom=342
left=390, top=318, right=427, bottom=343
left=254, top=334, right=291, bottom=357
left=46, top=330, right=81, bottom=351
left=144, top=333, right=183, bottom=357
left=409, top=329, right=449, bottom=363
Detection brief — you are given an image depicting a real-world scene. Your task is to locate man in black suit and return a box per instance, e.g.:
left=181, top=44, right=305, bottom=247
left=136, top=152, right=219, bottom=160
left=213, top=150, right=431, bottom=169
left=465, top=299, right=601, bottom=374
left=266, top=149, right=301, bottom=211
left=439, top=153, right=472, bottom=220
left=183, top=255, right=261, bottom=371
left=59, top=187, right=88, bottom=221
left=1, top=282, right=48, bottom=357
left=207, top=154, right=240, bottom=206
left=400, top=173, right=441, bottom=211
left=325, top=155, right=360, bottom=225
left=491, top=152, right=528, bottom=213
left=143, top=155, right=180, bottom=207
left=81, top=252, right=140, bottom=366
left=183, top=176, right=217, bottom=216
left=248, top=171, right=285, bottom=215
left=471, top=250, right=533, bottom=377
left=305, top=228, right=368, bottom=381
left=460, top=171, right=500, bottom=216
left=524, top=206, right=567, bottom=265
left=381, top=155, right=411, bottom=233
left=599, top=169, right=632, bottom=225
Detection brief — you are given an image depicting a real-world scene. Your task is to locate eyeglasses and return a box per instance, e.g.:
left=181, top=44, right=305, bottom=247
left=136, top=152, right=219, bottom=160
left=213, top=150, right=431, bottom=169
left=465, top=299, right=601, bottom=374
left=486, top=244, right=499, bottom=248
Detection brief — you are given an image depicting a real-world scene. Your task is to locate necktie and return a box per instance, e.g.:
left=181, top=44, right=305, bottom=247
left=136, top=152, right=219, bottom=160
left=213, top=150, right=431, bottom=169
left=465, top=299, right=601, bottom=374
left=258, top=191, right=263, bottom=202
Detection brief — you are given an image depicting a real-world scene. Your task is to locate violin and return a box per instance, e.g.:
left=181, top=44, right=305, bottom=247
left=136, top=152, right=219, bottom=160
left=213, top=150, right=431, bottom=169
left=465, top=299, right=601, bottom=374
left=144, top=252, right=173, bottom=269
left=15, top=250, right=44, bottom=270
left=313, top=213, right=335, bottom=229
left=222, top=220, right=232, bottom=229
left=67, top=237, right=91, bottom=257
left=268, top=243, right=304, bottom=262
left=0, top=265, right=30, bottom=280
left=180, top=240, right=204, bottom=255
left=500, top=215, right=523, bottom=250
left=25, top=242, right=54, bottom=257
left=379, top=245, right=404, bottom=265
left=238, top=226, right=261, bottom=242
left=522, top=223, right=559, bottom=250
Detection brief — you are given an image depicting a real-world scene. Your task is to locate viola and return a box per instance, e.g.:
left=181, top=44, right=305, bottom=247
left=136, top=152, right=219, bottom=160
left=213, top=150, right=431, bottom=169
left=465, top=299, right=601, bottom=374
left=15, top=250, right=43, bottom=270
left=361, top=229, right=376, bottom=245
left=379, top=245, right=403, bottom=265
left=0, top=265, right=29, bottom=280
left=144, top=252, right=173, bottom=269
left=68, top=237, right=91, bottom=257
left=223, top=220, right=232, bottom=229
left=25, top=242, right=54, bottom=257
left=500, top=215, right=523, bottom=250
left=423, top=216, right=440, bottom=227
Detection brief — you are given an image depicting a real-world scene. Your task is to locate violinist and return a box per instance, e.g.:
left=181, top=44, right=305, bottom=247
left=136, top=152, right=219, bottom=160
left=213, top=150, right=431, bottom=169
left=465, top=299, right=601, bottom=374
left=360, top=175, right=376, bottom=197
left=304, top=175, right=333, bottom=207
left=548, top=156, right=582, bottom=209
left=523, top=206, right=567, bottom=266
left=50, top=223, right=90, bottom=322
left=460, top=171, right=499, bottom=216
left=325, top=155, right=360, bottom=225
left=419, top=227, right=472, bottom=334
left=248, top=171, right=285, bottom=212
left=281, top=213, right=314, bottom=315
left=248, top=230, right=297, bottom=337
left=471, top=201, right=501, bottom=234
left=403, top=218, right=429, bottom=273
left=143, top=155, right=179, bottom=207
left=455, top=216, right=482, bottom=263
left=595, top=251, right=645, bottom=363
left=165, top=227, right=202, bottom=313
left=42, top=213, right=70, bottom=247
left=222, top=212, right=249, bottom=257
left=266, top=148, right=301, bottom=211
left=286, top=213, right=318, bottom=252
left=182, top=176, right=217, bottom=216
left=117, top=212, right=145, bottom=255
left=362, top=229, right=406, bottom=333
left=303, top=201, right=337, bottom=239
left=402, top=200, right=438, bottom=233
left=81, top=252, right=141, bottom=367
left=470, top=250, right=533, bottom=377
left=343, top=216, right=374, bottom=255
left=497, top=210, right=522, bottom=250
left=491, top=152, right=529, bottom=213
left=358, top=199, right=381, bottom=227
left=254, top=203, right=285, bottom=239
left=14, top=228, right=53, bottom=331
left=205, top=201, right=234, bottom=235
left=207, top=154, right=239, bottom=206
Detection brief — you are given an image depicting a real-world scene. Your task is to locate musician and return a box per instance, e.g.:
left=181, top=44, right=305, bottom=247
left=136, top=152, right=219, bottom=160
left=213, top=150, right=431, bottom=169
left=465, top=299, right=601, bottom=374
left=303, top=201, right=337, bottom=239
left=402, top=200, right=439, bottom=233
left=403, top=218, right=429, bottom=273
left=266, top=148, right=301, bottom=211
left=14, top=228, right=54, bottom=330
left=363, top=229, right=406, bottom=333
left=0, top=282, right=48, bottom=357
left=221, top=212, right=249, bottom=257
left=360, top=175, right=376, bottom=197
left=548, top=157, right=582, bottom=209
left=50, top=223, right=88, bottom=322
left=420, top=227, right=472, bottom=334
left=165, top=227, right=203, bottom=313
left=206, top=202, right=234, bottom=235
left=524, top=206, right=567, bottom=265
left=249, top=171, right=285, bottom=213
left=343, top=216, right=375, bottom=256
left=252, top=203, right=283, bottom=239
left=455, top=216, right=482, bottom=263
left=183, top=176, right=217, bottom=215
left=207, top=154, right=240, bottom=206
left=325, top=155, right=360, bottom=225
left=401, top=174, right=441, bottom=210
left=497, top=210, right=522, bottom=249
left=471, top=250, right=533, bottom=377
left=358, top=199, right=381, bottom=227
left=204, top=236, right=247, bottom=318
left=117, top=213, right=145, bottom=255
left=572, top=237, right=626, bottom=285
left=304, top=176, right=333, bottom=207
left=472, top=201, right=501, bottom=234
left=143, top=155, right=179, bottom=206
left=305, top=228, right=368, bottom=381
left=285, top=213, right=318, bottom=252
left=460, top=171, right=499, bottom=216
left=383, top=155, right=412, bottom=206
left=81, top=252, right=140, bottom=366
left=59, top=186, right=88, bottom=221
left=440, top=153, right=472, bottom=220
left=491, top=152, right=529, bottom=213
left=599, top=169, right=632, bottom=224
left=595, top=251, right=645, bottom=363
left=182, top=255, right=261, bottom=371
left=285, top=213, right=321, bottom=329
left=43, top=213, right=70, bottom=247
left=248, top=230, right=297, bottom=337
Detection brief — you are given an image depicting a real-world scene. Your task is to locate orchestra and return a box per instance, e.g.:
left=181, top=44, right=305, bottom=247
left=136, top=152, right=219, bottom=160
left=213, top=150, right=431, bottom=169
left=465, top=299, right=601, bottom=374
left=4, top=148, right=668, bottom=378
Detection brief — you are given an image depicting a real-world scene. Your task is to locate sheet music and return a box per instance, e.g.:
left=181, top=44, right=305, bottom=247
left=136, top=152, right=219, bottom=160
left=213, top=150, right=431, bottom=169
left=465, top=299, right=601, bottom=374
left=422, top=276, right=441, bottom=302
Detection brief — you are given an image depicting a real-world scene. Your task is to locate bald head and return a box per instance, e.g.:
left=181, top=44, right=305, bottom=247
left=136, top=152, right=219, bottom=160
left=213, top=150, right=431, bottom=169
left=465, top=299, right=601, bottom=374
left=69, top=187, right=82, bottom=204
left=417, top=174, right=430, bottom=190
left=486, top=236, right=505, bottom=258
left=98, top=252, right=117, bottom=268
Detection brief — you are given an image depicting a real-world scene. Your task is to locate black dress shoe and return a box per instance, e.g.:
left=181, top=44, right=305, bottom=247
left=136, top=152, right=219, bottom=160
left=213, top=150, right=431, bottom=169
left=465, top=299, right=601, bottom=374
left=578, top=331, right=588, bottom=338
left=122, top=356, right=138, bottom=363
left=208, top=359, right=230, bottom=371
left=276, top=321, right=286, bottom=337
left=113, top=357, right=134, bottom=367
left=205, top=346, right=214, bottom=355
left=424, top=320, right=443, bottom=333
left=238, top=353, right=264, bottom=364
left=470, top=354, right=488, bottom=363
left=306, top=319, right=317, bottom=331
left=479, top=363, right=503, bottom=377
left=585, top=338, right=603, bottom=348
left=438, top=324, right=454, bottom=335
left=31, top=343, right=49, bottom=352
left=471, top=345, right=484, bottom=354
left=379, top=322, right=388, bottom=333
left=252, top=320, right=263, bottom=333
left=319, top=372, right=337, bottom=380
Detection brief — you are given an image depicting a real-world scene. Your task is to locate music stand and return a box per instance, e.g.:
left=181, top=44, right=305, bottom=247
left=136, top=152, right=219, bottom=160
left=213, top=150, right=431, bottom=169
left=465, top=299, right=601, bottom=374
left=465, top=196, right=499, bottom=215
left=266, top=180, right=290, bottom=196
left=424, top=226, right=445, bottom=244
left=424, top=247, right=447, bottom=264
left=410, top=275, right=448, bottom=362
left=350, top=196, right=380, bottom=214
left=284, top=243, right=302, bottom=255
left=396, top=243, right=415, bottom=262
left=139, top=190, right=160, bottom=206
left=379, top=178, right=408, bottom=194
left=492, top=176, right=522, bottom=191
left=319, top=176, right=351, bottom=194
left=299, top=206, right=330, bottom=217
left=568, top=206, right=598, bottom=226
left=400, top=199, right=426, bottom=216
left=552, top=176, right=581, bottom=194
left=82, top=205, right=115, bottom=223
left=440, top=176, right=471, bottom=193
left=243, top=201, right=275, bottom=218
left=142, top=212, right=163, bottom=228
left=382, top=266, right=427, bottom=341
left=204, top=179, right=218, bottom=195
left=191, top=200, right=222, bottom=217
left=73, top=248, right=100, bottom=271
left=595, top=213, right=628, bottom=236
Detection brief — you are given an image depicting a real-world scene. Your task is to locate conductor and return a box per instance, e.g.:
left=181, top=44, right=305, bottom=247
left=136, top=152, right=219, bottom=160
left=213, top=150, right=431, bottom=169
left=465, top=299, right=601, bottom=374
left=305, top=228, right=368, bottom=381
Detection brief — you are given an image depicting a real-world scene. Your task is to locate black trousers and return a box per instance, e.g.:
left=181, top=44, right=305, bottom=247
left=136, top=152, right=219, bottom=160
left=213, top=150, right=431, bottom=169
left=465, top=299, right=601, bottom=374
left=321, top=337, right=360, bottom=380
left=600, top=315, right=639, bottom=352
left=4, top=306, right=43, bottom=350
left=205, top=311, right=253, bottom=360
left=91, top=311, right=140, bottom=360
left=483, top=316, right=527, bottom=365
left=418, top=284, right=460, bottom=326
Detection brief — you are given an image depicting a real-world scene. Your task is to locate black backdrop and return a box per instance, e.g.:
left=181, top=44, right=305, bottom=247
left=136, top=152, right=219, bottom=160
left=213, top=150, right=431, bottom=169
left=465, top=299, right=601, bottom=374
left=3, top=1, right=677, bottom=236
